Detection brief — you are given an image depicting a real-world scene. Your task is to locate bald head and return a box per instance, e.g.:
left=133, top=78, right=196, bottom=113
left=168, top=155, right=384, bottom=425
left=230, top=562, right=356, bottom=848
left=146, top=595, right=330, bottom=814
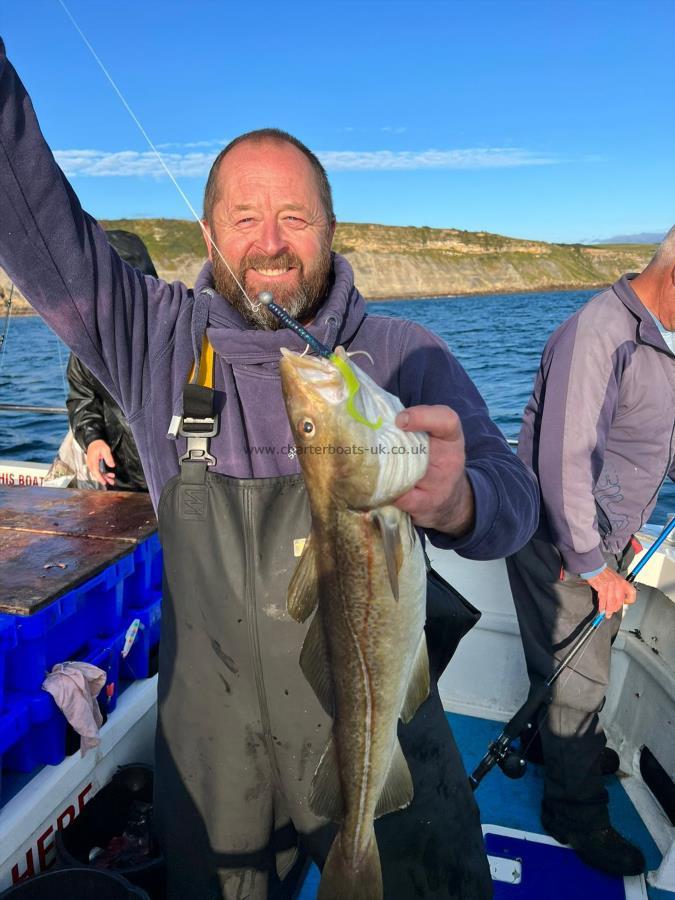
left=199, top=130, right=336, bottom=329
left=203, top=128, right=334, bottom=229
left=632, top=225, right=675, bottom=329
left=648, top=226, right=675, bottom=271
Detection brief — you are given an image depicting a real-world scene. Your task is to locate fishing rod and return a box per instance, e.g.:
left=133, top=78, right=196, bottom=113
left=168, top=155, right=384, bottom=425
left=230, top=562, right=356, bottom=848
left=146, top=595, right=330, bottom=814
left=469, top=514, right=675, bottom=791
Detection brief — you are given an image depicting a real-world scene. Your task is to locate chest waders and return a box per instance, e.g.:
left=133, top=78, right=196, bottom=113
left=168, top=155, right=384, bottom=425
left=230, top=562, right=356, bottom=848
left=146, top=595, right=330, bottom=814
left=153, top=339, right=493, bottom=900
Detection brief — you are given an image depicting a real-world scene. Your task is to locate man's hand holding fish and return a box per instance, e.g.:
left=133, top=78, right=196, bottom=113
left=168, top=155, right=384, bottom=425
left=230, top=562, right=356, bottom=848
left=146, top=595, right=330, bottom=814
left=394, top=404, right=475, bottom=537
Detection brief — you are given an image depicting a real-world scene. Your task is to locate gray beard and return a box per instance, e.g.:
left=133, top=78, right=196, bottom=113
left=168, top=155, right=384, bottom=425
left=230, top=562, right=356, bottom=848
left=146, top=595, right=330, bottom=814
left=211, top=248, right=333, bottom=330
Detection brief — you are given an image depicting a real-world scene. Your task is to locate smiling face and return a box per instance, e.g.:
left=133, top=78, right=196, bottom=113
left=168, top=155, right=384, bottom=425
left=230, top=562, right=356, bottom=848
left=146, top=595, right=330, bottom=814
left=202, top=138, right=336, bottom=328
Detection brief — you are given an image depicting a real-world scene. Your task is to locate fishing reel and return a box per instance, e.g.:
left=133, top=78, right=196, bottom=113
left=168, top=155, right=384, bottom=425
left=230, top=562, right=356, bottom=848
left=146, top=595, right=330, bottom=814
left=498, top=747, right=528, bottom=780
left=469, top=733, right=527, bottom=790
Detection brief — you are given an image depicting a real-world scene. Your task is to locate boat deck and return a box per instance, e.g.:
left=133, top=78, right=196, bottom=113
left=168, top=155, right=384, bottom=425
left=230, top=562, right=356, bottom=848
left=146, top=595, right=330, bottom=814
left=299, top=712, right=673, bottom=900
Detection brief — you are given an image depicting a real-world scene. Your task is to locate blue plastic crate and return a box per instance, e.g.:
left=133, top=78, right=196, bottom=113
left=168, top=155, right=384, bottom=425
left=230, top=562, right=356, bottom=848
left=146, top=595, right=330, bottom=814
left=0, top=699, right=30, bottom=804
left=120, top=593, right=162, bottom=681
left=123, top=534, right=162, bottom=612
left=0, top=616, right=17, bottom=711
left=3, top=628, right=126, bottom=774
left=4, top=690, right=67, bottom=772
left=3, top=553, right=134, bottom=694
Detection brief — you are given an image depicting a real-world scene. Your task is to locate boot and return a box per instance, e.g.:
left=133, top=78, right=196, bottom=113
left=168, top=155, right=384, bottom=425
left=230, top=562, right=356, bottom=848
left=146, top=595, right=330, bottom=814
left=541, top=808, right=646, bottom=876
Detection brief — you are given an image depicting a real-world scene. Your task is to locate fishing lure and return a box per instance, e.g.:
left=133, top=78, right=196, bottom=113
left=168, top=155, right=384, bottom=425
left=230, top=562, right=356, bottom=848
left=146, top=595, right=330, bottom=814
left=257, top=292, right=382, bottom=430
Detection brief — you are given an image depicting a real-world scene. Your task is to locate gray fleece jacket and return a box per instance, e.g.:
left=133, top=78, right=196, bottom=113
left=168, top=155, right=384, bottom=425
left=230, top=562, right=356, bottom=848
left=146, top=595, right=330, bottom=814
left=518, top=275, right=675, bottom=574
left=0, top=37, right=539, bottom=561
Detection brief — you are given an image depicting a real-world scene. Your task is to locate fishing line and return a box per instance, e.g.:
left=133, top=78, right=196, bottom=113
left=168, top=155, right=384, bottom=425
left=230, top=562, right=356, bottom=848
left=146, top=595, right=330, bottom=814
left=347, top=350, right=375, bottom=365
left=56, top=0, right=258, bottom=313
left=0, top=283, right=14, bottom=375
left=58, top=1, right=380, bottom=428
left=54, top=334, right=68, bottom=399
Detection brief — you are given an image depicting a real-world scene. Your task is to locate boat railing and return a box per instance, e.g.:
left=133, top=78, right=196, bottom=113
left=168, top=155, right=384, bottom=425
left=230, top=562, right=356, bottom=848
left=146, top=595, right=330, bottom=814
left=0, top=403, right=67, bottom=415
left=0, top=404, right=522, bottom=442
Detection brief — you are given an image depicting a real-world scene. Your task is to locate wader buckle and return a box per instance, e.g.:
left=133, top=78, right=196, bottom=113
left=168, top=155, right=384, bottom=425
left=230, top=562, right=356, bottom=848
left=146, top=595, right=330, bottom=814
left=178, top=415, right=218, bottom=466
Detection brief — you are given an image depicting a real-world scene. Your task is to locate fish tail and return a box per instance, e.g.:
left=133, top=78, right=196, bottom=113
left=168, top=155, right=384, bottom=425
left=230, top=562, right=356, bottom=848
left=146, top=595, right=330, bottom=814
left=318, top=827, right=383, bottom=900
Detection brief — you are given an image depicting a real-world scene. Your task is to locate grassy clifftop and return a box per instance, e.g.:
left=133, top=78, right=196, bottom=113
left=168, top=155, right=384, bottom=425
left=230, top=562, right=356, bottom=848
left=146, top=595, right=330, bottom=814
left=1, top=219, right=656, bottom=312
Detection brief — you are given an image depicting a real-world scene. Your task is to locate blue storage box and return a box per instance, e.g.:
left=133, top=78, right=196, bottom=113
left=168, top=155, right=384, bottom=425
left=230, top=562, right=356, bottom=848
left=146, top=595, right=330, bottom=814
left=4, top=690, right=67, bottom=772
left=123, top=534, right=162, bottom=611
left=0, top=616, right=17, bottom=711
left=3, top=627, right=126, bottom=775
left=0, top=699, right=30, bottom=803
left=2, top=554, right=134, bottom=694
left=120, top=594, right=162, bottom=681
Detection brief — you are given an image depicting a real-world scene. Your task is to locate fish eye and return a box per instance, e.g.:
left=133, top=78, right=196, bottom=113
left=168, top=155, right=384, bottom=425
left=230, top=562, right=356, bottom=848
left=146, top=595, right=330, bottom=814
left=299, top=418, right=315, bottom=438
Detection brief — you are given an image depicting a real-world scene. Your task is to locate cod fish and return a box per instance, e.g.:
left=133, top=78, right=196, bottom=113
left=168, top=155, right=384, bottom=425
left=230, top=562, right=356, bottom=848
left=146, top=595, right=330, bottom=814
left=279, top=346, right=430, bottom=900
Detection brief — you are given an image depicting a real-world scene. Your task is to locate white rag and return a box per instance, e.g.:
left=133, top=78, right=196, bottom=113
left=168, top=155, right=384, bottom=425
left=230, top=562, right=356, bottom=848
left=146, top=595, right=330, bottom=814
left=42, top=661, right=106, bottom=756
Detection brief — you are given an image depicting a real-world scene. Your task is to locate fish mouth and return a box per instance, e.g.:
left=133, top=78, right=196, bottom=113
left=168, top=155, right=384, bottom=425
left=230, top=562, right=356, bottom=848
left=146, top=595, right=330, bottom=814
left=280, top=348, right=340, bottom=381
left=280, top=346, right=429, bottom=505
left=279, top=347, right=347, bottom=405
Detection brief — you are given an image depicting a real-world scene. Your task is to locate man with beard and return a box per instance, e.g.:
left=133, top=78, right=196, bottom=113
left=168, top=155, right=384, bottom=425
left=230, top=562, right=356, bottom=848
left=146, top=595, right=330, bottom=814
left=204, top=133, right=335, bottom=331
left=0, top=38, right=539, bottom=900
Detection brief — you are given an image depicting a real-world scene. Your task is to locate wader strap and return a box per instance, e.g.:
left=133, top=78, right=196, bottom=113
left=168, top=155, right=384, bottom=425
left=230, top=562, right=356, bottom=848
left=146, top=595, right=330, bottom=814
left=179, top=335, right=218, bottom=474
left=190, top=334, right=216, bottom=389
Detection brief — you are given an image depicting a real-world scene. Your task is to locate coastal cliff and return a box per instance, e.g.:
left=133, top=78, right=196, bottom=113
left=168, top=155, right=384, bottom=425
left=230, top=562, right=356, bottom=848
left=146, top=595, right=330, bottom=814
left=0, top=220, right=655, bottom=313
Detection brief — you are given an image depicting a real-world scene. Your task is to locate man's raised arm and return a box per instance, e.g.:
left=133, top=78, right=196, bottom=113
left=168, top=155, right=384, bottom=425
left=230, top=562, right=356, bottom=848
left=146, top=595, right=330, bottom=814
left=0, top=37, right=184, bottom=416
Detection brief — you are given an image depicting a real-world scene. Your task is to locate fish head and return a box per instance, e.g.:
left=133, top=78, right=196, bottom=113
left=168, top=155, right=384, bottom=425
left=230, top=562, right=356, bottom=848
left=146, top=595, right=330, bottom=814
left=279, top=347, right=429, bottom=509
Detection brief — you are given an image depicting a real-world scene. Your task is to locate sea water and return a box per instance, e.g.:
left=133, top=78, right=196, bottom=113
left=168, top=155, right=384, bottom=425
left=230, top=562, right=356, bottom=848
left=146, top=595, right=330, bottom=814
left=1, top=288, right=673, bottom=522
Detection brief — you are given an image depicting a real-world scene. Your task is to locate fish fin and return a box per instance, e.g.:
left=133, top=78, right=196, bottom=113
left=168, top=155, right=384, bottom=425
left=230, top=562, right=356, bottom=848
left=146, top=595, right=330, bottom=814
left=400, top=634, right=430, bottom=724
left=299, top=612, right=334, bottom=716
left=287, top=534, right=318, bottom=623
left=374, top=740, right=414, bottom=818
left=309, top=735, right=343, bottom=823
left=404, top=511, right=418, bottom=553
left=318, top=828, right=382, bottom=900
left=372, top=507, right=403, bottom=601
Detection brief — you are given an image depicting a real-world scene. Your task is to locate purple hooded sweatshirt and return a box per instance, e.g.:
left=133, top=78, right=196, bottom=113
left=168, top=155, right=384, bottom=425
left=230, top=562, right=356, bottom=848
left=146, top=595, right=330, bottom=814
left=0, top=38, right=538, bottom=560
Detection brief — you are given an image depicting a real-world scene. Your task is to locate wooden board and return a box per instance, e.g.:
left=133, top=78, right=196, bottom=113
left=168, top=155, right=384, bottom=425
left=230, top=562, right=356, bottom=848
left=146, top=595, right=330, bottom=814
left=0, top=530, right=138, bottom=615
left=0, top=487, right=156, bottom=543
left=0, top=487, right=158, bottom=615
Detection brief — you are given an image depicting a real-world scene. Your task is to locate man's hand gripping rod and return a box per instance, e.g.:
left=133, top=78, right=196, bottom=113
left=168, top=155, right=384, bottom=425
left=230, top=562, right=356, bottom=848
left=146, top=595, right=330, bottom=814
left=469, top=516, right=675, bottom=791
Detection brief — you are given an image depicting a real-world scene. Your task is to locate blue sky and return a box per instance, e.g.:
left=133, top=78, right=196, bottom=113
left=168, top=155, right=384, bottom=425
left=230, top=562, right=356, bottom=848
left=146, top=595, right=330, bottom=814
left=2, top=0, right=673, bottom=243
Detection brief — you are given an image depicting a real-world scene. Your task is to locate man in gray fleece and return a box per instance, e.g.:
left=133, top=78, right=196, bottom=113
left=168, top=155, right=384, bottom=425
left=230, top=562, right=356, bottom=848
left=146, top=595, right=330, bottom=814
left=0, top=37, right=540, bottom=900
left=508, top=228, right=675, bottom=876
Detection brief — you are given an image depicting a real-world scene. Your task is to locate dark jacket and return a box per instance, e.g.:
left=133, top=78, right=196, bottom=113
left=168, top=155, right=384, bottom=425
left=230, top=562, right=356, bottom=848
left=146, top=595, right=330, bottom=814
left=65, top=230, right=158, bottom=492
left=0, top=39, right=539, bottom=560
left=66, top=352, right=148, bottom=491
